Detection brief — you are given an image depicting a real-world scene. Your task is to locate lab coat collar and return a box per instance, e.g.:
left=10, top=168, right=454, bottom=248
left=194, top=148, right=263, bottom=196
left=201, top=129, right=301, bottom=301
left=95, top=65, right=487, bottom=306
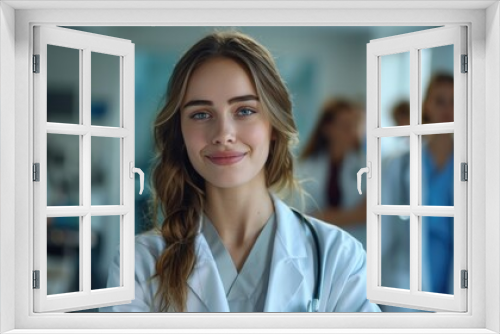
left=187, top=233, right=230, bottom=312
left=186, top=192, right=308, bottom=312
left=269, top=192, right=308, bottom=259
left=264, top=192, right=308, bottom=311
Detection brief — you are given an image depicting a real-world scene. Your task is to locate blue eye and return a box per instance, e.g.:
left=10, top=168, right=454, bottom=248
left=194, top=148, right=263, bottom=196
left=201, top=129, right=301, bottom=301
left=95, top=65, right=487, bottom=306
left=191, top=112, right=210, bottom=120
left=237, top=108, right=256, bottom=116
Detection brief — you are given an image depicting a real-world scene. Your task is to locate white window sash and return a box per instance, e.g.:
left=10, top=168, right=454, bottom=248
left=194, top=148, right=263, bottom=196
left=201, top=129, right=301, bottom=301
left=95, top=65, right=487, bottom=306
left=32, top=25, right=136, bottom=313
left=365, top=25, right=467, bottom=312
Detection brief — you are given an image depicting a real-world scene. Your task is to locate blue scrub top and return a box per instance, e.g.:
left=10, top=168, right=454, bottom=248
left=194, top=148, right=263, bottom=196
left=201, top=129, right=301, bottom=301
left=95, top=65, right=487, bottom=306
left=421, top=144, right=454, bottom=294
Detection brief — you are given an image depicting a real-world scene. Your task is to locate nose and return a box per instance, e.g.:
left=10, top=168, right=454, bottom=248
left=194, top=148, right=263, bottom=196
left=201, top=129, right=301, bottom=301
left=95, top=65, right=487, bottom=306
left=211, top=115, right=236, bottom=145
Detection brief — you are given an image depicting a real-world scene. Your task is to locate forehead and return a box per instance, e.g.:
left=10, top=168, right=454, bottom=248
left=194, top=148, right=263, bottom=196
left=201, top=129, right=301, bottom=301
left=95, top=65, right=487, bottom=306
left=429, top=81, right=454, bottom=94
left=182, top=57, right=257, bottom=102
left=335, top=109, right=358, bottom=122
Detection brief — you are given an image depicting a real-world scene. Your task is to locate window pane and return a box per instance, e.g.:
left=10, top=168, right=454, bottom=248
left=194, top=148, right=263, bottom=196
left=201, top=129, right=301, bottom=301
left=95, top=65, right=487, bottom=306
left=47, top=45, right=80, bottom=124
left=47, top=134, right=80, bottom=206
left=421, top=216, right=454, bottom=295
left=91, top=52, right=121, bottom=127
left=380, top=52, right=410, bottom=127
left=91, top=216, right=120, bottom=290
left=420, top=45, right=454, bottom=125
left=91, top=137, right=121, bottom=205
left=421, top=134, right=454, bottom=206
left=381, top=136, right=410, bottom=205
left=381, top=215, right=410, bottom=290
left=47, top=216, right=80, bottom=295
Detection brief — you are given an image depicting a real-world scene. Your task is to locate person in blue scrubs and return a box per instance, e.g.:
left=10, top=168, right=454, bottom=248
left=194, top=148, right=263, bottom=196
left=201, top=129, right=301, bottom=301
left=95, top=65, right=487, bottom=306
left=100, top=31, right=380, bottom=313
left=380, top=74, right=454, bottom=311
left=420, top=73, right=455, bottom=295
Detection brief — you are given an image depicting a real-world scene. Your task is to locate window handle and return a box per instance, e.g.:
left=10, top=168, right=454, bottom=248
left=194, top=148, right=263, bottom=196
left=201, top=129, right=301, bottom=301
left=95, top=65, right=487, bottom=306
left=129, top=161, right=144, bottom=195
left=357, top=162, right=372, bottom=195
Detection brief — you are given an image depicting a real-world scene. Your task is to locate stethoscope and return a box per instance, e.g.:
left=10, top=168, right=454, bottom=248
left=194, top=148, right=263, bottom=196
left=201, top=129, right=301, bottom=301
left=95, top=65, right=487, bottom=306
left=290, top=208, right=323, bottom=313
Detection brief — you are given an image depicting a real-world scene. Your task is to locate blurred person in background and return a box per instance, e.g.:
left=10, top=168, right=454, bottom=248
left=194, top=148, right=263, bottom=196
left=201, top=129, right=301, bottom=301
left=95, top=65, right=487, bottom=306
left=392, top=100, right=410, bottom=127
left=379, top=100, right=411, bottom=312
left=295, top=98, right=367, bottom=249
left=380, top=73, right=454, bottom=311
left=420, top=73, right=454, bottom=295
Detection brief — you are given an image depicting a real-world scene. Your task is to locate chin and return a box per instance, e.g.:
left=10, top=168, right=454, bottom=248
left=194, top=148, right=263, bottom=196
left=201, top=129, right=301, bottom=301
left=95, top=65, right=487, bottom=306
left=205, top=175, right=257, bottom=190
left=215, top=178, right=249, bottom=188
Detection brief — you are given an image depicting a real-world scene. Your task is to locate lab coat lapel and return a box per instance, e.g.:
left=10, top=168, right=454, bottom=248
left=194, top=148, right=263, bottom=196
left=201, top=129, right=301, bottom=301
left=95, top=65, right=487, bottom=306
left=186, top=230, right=230, bottom=312
left=264, top=194, right=308, bottom=312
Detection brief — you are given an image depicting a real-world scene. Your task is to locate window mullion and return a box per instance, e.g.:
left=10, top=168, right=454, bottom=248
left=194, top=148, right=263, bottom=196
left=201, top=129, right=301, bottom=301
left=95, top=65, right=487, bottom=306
left=82, top=47, right=91, bottom=294
left=411, top=206, right=455, bottom=217
left=413, top=123, right=454, bottom=135
left=409, top=46, right=419, bottom=295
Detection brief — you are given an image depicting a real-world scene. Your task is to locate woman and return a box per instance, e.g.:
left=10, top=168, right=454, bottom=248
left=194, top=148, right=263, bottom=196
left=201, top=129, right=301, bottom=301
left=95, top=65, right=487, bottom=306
left=100, top=31, right=380, bottom=313
left=420, top=73, right=454, bottom=295
left=295, top=99, right=368, bottom=249
left=380, top=73, right=454, bottom=312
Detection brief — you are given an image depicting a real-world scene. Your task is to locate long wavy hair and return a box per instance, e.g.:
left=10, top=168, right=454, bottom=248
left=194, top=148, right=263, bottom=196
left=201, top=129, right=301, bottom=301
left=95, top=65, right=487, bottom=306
left=299, top=98, right=361, bottom=161
left=150, top=30, right=301, bottom=312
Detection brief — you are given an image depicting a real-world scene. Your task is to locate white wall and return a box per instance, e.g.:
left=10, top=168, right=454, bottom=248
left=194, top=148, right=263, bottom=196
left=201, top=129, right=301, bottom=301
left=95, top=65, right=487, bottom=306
left=0, top=1, right=16, bottom=332
left=485, top=2, right=500, bottom=332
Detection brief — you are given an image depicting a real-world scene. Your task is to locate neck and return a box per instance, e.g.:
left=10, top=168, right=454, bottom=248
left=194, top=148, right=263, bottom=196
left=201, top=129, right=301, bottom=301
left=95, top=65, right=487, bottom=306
left=428, top=134, right=453, bottom=155
left=427, top=134, right=453, bottom=169
left=204, top=173, right=274, bottom=248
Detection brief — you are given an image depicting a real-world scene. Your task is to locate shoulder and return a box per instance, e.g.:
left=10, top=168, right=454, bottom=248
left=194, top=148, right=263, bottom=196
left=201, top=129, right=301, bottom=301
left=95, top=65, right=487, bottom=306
left=274, top=194, right=360, bottom=251
left=304, top=214, right=364, bottom=258
left=135, top=230, right=166, bottom=257
left=296, top=213, right=366, bottom=279
left=133, top=231, right=166, bottom=281
left=303, top=215, right=375, bottom=310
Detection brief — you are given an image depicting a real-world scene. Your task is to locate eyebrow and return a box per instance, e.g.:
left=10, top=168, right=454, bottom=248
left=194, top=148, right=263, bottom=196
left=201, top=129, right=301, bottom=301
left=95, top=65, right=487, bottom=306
left=182, top=95, right=259, bottom=110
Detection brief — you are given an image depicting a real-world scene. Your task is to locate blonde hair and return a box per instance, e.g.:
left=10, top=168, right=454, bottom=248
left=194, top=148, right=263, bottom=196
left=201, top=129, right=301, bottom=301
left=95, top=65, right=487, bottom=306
left=150, top=30, right=301, bottom=312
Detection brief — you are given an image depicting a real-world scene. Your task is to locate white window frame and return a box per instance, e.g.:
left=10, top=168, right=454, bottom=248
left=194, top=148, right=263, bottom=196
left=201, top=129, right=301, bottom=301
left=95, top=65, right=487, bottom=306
left=0, top=1, right=499, bottom=333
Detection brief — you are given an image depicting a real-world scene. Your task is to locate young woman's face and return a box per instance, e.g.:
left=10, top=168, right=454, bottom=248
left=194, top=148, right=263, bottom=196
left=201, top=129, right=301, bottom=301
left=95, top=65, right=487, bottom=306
left=322, top=108, right=359, bottom=150
left=424, top=82, right=454, bottom=123
left=180, top=57, right=273, bottom=190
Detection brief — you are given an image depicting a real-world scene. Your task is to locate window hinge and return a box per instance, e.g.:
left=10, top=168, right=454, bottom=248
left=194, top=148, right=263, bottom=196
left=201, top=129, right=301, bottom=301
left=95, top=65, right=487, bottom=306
left=461, top=54, right=468, bottom=73
left=33, top=270, right=40, bottom=289
left=461, top=270, right=468, bottom=289
left=461, top=162, right=468, bottom=181
left=33, top=54, right=40, bottom=73
left=33, top=163, right=40, bottom=182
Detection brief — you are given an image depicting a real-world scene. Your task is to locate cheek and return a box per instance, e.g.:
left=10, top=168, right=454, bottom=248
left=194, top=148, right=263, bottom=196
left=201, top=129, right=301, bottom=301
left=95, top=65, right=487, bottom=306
left=242, top=123, right=272, bottom=150
left=332, top=124, right=346, bottom=139
left=181, top=123, right=206, bottom=157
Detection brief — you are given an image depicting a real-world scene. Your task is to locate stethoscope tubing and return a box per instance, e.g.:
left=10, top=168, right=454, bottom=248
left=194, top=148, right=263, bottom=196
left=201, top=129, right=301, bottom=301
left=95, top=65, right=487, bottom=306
left=291, top=209, right=323, bottom=312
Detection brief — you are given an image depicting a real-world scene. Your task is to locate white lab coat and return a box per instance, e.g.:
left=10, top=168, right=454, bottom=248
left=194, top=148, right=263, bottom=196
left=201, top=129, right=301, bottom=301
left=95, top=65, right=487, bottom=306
left=100, top=193, right=380, bottom=312
left=295, top=150, right=367, bottom=248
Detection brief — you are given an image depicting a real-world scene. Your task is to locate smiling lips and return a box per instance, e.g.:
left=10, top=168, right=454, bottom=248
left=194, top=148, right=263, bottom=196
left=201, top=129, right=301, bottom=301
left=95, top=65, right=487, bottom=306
left=206, top=151, right=247, bottom=165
